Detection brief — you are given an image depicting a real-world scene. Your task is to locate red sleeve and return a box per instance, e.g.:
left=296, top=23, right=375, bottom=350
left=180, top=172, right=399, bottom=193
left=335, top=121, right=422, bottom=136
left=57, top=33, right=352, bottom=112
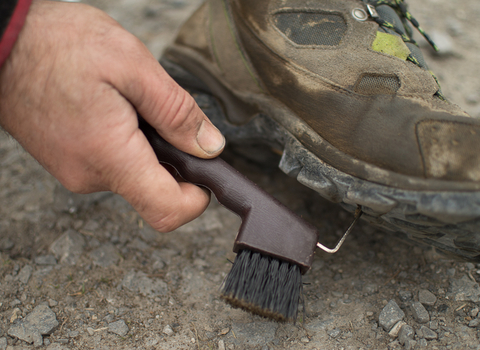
left=0, top=0, right=33, bottom=68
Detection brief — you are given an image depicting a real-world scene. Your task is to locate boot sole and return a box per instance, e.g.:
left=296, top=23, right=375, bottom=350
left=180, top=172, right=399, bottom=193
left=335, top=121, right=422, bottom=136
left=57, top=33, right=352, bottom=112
left=160, top=57, right=480, bottom=261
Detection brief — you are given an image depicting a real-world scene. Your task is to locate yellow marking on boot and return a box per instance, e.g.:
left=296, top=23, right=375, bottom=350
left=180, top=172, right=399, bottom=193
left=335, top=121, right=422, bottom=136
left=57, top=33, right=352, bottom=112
left=372, top=32, right=411, bottom=61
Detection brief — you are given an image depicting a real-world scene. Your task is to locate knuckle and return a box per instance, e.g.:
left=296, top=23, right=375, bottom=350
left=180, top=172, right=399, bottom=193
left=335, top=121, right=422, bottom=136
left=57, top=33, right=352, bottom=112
left=160, top=87, right=199, bottom=132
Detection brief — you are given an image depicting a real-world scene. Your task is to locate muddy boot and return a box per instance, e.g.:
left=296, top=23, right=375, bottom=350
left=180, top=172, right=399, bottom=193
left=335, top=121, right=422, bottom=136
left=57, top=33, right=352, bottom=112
left=160, top=0, right=480, bottom=260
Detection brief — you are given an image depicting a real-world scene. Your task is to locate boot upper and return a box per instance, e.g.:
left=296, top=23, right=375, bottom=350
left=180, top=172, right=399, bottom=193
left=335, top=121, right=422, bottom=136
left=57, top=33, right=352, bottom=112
left=167, top=0, right=480, bottom=185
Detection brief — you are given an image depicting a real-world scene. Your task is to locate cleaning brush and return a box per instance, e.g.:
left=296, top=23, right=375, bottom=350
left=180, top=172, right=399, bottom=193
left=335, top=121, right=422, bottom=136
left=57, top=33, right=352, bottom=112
left=139, top=116, right=361, bottom=322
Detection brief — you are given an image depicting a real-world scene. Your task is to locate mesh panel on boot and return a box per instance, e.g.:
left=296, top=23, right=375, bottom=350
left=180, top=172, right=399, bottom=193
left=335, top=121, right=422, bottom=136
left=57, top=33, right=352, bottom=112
left=354, top=74, right=400, bottom=95
left=273, top=12, right=346, bottom=46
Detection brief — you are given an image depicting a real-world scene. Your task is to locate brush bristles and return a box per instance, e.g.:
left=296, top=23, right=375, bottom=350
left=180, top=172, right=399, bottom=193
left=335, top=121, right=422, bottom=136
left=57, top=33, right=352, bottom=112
left=220, top=250, right=302, bottom=322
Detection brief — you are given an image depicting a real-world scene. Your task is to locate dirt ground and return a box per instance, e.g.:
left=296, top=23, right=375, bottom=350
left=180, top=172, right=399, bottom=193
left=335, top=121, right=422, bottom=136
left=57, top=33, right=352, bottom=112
left=1, top=0, right=480, bottom=349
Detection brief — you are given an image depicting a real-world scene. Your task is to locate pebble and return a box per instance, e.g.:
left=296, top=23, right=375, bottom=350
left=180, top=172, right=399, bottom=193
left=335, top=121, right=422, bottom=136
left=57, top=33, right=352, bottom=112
left=398, top=324, right=414, bottom=345
left=0, top=337, right=6, bottom=350
left=0, top=238, right=14, bottom=251
left=46, top=344, right=68, bottom=350
left=448, top=276, right=480, bottom=302
left=108, top=320, right=129, bottom=337
left=417, top=325, right=438, bottom=340
left=417, top=338, right=428, bottom=347
left=86, top=327, right=95, bottom=336
left=89, top=243, right=120, bottom=268
left=468, top=318, right=480, bottom=328
left=218, top=340, right=226, bottom=350
left=388, top=321, right=406, bottom=338
left=404, top=338, right=417, bottom=350
left=34, top=255, right=57, bottom=265
left=398, top=290, right=413, bottom=302
left=9, top=299, right=21, bottom=308
left=411, top=301, right=430, bottom=324
left=7, top=304, right=58, bottom=347
left=17, top=265, right=33, bottom=284
left=429, top=30, right=455, bottom=56
left=49, top=230, right=85, bottom=265
left=121, top=269, right=168, bottom=298
left=163, top=325, right=174, bottom=336
left=328, top=328, right=341, bottom=339
left=418, top=289, right=437, bottom=306
left=379, top=300, right=405, bottom=331
left=470, top=308, right=479, bottom=318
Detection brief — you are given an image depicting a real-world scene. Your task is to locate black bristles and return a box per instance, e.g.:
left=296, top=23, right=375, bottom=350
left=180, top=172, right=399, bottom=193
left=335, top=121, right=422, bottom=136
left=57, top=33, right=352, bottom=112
left=220, top=250, right=303, bottom=322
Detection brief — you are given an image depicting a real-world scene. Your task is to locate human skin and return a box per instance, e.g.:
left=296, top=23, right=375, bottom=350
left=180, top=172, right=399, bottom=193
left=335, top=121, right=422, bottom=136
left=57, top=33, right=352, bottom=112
left=0, top=0, right=225, bottom=232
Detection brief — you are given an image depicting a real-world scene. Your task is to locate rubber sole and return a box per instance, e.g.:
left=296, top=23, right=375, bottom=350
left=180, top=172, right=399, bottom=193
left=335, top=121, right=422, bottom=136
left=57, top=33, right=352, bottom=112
left=161, top=58, right=480, bottom=261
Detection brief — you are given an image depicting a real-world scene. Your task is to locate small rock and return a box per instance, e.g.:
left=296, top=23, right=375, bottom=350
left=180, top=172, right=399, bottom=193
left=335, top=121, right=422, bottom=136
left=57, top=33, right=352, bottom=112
left=89, top=244, right=119, bottom=268
left=417, top=326, right=437, bottom=340
left=17, top=265, right=33, bottom=284
left=9, top=299, right=21, bottom=308
left=50, top=230, right=85, bottom=265
left=429, top=30, right=455, bottom=56
left=121, top=270, right=168, bottom=298
left=398, top=324, right=414, bottom=345
left=163, top=325, right=174, bottom=336
left=446, top=268, right=456, bottom=277
left=218, top=340, right=226, bottom=350
left=379, top=300, right=405, bottom=331
left=327, top=329, right=341, bottom=338
left=0, top=337, right=6, bottom=350
left=429, top=319, right=439, bottom=330
left=0, top=238, right=14, bottom=251
left=388, top=321, right=406, bottom=338
left=363, top=283, right=378, bottom=295
left=46, top=344, right=68, bottom=350
left=417, top=338, right=428, bottom=347
left=218, top=328, right=230, bottom=336
left=398, top=290, right=413, bottom=302
left=34, top=255, right=57, bottom=265
left=404, top=338, right=417, bottom=350
left=108, top=320, right=129, bottom=337
left=10, top=307, right=21, bottom=323
left=300, top=337, right=309, bottom=343
left=418, top=289, right=437, bottom=306
left=448, top=276, right=480, bottom=303
left=468, top=318, right=480, bottom=328
left=411, top=301, right=430, bottom=324
left=470, top=308, right=479, bottom=318
left=416, top=326, right=438, bottom=340
left=48, top=299, right=58, bottom=307
left=7, top=304, right=58, bottom=347
left=68, top=330, right=79, bottom=338
left=86, top=327, right=95, bottom=336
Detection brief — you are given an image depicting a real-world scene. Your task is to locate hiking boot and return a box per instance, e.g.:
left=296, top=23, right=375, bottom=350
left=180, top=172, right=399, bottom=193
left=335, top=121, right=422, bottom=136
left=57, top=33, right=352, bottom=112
left=160, top=0, right=480, bottom=260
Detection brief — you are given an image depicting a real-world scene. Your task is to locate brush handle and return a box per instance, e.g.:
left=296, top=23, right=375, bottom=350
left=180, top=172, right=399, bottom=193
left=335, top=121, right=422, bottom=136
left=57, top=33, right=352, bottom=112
left=138, top=117, right=253, bottom=215
left=139, top=117, right=318, bottom=273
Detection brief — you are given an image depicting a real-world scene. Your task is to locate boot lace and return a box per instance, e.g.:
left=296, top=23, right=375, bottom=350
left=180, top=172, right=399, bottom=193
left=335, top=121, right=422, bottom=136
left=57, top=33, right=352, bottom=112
left=365, top=0, right=445, bottom=100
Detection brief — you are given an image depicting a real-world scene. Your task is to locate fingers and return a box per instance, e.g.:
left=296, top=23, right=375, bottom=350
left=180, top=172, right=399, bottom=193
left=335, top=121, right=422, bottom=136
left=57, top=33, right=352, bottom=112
left=106, top=128, right=212, bottom=232
left=102, top=33, right=225, bottom=159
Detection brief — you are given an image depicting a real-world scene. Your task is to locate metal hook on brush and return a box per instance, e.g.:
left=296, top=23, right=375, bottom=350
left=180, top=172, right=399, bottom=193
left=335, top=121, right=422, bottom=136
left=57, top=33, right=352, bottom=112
left=317, top=206, right=363, bottom=254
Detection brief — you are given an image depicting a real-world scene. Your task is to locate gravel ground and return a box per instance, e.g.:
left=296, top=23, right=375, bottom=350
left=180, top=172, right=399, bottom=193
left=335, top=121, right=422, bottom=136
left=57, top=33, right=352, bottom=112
left=1, top=0, right=480, bottom=349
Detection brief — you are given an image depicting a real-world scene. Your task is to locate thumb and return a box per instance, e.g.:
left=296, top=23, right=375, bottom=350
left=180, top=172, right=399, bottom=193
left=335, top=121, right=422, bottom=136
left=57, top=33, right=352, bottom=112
left=106, top=38, right=225, bottom=158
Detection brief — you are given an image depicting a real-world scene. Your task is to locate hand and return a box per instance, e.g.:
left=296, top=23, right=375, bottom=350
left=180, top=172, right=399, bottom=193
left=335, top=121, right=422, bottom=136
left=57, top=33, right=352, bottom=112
left=0, top=0, right=225, bottom=232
